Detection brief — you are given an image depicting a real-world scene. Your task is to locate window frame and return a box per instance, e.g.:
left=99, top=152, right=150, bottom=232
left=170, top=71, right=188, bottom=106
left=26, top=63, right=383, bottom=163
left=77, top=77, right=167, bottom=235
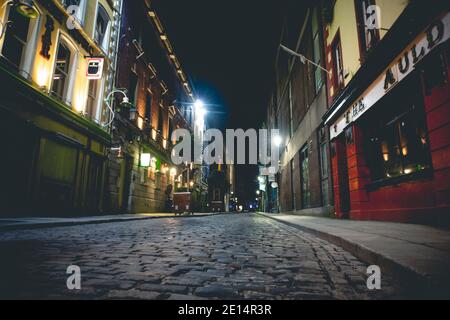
left=331, top=31, right=344, bottom=97
left=93, top=3, right=112, bottom=53
left=50, top=32, right=78, bottom=106
left=0, top=3, right=42, bottom=79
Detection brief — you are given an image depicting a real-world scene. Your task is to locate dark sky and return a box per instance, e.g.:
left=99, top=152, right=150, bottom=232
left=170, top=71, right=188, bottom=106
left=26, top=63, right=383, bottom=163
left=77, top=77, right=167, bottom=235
left=153, top=0, right=284, bottom=203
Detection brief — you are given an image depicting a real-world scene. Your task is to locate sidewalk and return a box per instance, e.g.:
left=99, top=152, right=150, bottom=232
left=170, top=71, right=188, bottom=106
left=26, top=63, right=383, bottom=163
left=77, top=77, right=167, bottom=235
left=0, top=212, right=222, bottom=232
left=258, top=212, right=450, bottom=298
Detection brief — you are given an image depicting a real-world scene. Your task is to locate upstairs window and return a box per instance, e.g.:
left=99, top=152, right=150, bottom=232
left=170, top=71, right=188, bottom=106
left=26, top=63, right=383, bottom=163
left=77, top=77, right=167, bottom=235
left=94, top=4, right=111, bottom=52
left=355, top=0, right=380, bottom=57
left=51, top=39, right=74, bottom=102
left=331, top=32, right=344, bottom=95
left=0, top=4, right=41, bottom=78
left=311, top=7, right=324, bottom=93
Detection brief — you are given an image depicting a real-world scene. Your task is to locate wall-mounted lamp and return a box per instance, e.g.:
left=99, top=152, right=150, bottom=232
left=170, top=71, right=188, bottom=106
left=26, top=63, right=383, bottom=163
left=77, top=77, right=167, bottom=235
left=103, top=88, right=135, bottom=128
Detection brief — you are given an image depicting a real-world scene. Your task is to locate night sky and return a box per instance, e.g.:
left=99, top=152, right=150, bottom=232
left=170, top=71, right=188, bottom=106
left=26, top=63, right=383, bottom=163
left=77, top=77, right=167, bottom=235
left=153, top=0, right=284, bottom=203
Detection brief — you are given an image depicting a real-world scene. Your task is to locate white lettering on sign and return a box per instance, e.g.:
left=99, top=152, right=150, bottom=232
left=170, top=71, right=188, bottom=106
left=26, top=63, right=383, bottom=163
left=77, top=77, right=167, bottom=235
left=328, top=13, right=450, bottom=140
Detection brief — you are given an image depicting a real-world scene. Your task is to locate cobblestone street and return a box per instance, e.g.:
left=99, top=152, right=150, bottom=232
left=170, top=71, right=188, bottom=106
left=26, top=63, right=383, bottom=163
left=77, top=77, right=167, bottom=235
left=0, top=214, right=405, bottom=300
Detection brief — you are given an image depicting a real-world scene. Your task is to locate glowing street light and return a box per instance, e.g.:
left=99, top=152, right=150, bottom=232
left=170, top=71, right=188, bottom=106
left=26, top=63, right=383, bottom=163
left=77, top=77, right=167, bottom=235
left=273, top=135, right=283, bottom=147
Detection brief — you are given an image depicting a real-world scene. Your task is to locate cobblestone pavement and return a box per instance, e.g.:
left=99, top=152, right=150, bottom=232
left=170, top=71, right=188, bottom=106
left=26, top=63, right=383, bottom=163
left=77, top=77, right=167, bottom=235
left=0, top=214, right=406, bottom=300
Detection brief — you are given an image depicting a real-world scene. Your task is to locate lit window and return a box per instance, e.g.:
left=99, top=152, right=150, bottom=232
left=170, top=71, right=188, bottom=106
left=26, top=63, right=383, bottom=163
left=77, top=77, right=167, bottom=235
left=364, top=79, right=431, bottom=181
left=94, top=4, right=111, bottom=52
left=51, top=40, right=73, bottom=101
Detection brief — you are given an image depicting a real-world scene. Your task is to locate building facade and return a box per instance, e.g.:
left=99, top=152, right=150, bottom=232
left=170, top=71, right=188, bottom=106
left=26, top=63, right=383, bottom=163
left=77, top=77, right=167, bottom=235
left=0, top=0, right=122, bottom=216
left=266, top=1, right=334, bottom=216
left=323, top=1, right=450, bottom=225
left=105, top=0, right=207, bottom=214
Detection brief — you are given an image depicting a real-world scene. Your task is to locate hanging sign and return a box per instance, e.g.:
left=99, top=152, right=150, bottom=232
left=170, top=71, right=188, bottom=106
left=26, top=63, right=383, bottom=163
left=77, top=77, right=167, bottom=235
left=86, top=57, right=104, bottom=80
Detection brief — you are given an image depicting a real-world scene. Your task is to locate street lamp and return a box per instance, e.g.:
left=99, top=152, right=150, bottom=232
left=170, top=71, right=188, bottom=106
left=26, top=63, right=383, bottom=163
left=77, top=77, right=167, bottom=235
left=103, top=89, right=135, bottom=128
left=273, top=135, right=283, bottom=147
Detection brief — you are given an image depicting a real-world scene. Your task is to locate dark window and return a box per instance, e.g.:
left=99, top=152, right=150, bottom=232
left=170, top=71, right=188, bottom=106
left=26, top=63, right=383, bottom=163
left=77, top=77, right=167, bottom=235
left=311, top=7, right=324, bottom=93
left=331, top=32, right=344, bottom=94
left=51, top=41, right=71, bottom=100
left=158, top=105, right=164, bottom=133
left=1, top=8, right=30, bottom=69
left=319, top=127, right=331, bottom=206
left=94, top=4, right=110, bottom=51
left=364, top=78, right=431, bottom=182
left=168, top=117, right=174, bottom=142
left=300, top=145, right=311, bottom=208
left=129, top=72, right=138, bottom=106
left=145, top=92, right=152, bottom=121
left=355, top=0, right=380, bottom=57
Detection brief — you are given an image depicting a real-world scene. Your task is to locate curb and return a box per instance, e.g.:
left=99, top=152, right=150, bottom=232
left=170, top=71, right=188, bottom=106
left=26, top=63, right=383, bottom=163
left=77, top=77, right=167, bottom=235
left=0, top=212, right=225, bottom=232
left=256, top=212, right=449, bottom=299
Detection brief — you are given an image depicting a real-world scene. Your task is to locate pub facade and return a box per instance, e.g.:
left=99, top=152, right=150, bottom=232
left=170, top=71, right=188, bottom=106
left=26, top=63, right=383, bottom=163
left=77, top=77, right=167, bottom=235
left=324, top=2, right=450, bottom=225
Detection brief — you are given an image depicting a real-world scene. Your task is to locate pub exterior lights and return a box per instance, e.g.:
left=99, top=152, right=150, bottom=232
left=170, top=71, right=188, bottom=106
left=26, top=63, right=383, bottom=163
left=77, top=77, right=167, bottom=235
left=160, top=34, right=167, bottom=41
left=170, top=168, right=177, bottom=176
left=140, top=153, right=151, bottom=167
left=103, top=89, right=135, bottom=128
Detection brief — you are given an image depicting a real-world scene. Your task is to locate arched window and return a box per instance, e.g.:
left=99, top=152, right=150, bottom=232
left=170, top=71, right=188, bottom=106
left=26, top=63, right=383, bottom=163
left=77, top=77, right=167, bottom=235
left=50, top=35, right=78, bottom=105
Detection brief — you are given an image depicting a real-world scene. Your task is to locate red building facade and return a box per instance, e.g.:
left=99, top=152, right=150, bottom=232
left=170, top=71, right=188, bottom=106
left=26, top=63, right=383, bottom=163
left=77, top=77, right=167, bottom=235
left=325, top=5, right=450, bottom=226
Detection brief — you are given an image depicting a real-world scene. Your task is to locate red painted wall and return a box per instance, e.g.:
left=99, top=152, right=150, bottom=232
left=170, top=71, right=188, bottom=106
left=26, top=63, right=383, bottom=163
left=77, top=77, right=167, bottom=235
left=331, top=48, right=450, bottom=226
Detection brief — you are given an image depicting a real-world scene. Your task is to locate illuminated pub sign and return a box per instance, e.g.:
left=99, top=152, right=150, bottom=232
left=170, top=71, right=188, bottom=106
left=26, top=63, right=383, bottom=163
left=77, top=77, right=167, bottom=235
left=327, top=12, right=450, bottom=140
left=86, top=57, right=104, bottom=80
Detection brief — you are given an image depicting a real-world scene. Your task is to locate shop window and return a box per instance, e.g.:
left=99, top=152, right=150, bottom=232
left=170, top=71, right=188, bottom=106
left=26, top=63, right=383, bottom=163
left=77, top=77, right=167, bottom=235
left=51, top=37, right=77, bottom=103
left=422, top=50, right=448, bottom=96
left=364, top=79, right=431, bottom=182
left=94, top=4, right=111, bottom=53
left=355, top=0, right=380, bottom=58
left=331, top=32, right=344, bottom=94
left=0, top=4, right=40, bottom=77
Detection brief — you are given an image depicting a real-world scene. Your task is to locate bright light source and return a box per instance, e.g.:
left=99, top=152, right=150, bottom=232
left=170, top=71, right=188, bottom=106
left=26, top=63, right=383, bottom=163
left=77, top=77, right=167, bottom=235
left=170, top=168, right=177, bottom=176
left=273, top=135, right=283, bottom=147
left=160, top=34, right=167, bottom=40
left=256, top=190, right=260, bottom=195
left=140, top=153, right=151, bottom=167
left=194, top=99, right=204, bottom=110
